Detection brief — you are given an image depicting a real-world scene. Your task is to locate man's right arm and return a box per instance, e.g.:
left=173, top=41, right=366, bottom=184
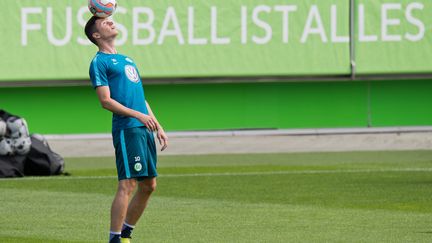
left=96, top=86, right=157, bottom=131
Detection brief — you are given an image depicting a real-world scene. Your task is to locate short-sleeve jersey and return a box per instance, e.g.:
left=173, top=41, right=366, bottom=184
left=89, top=52, right=149, bottom=132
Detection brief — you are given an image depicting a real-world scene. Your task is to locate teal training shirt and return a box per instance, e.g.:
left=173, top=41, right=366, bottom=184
left=89, top=52, right=148, bottom=132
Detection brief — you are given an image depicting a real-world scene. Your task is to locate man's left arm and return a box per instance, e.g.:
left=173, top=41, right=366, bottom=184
left=146, top=101, right=168, bottom=151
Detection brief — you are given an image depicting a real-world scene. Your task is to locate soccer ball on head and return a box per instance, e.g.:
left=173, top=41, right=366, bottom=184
left=88, top=0, right=117, bottom=18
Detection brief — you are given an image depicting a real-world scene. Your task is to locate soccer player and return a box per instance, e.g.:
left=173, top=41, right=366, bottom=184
left=85, top=16, right=168, bottom=243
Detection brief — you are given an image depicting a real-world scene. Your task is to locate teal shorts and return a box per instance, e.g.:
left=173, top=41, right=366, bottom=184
left=112, top=126, right=157, bottom=181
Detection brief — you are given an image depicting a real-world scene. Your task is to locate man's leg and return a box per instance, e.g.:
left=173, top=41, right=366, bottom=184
left=111, top=179, right=137, bottom=234
left=123, top=178, right=157, bottom=228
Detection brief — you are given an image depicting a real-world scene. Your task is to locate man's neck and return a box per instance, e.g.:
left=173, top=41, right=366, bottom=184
left=98, top=41, right=117, bottom=54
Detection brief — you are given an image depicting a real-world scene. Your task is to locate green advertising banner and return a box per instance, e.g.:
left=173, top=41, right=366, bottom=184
left=355, top=0, right=432, bottom=74
left=0, top=0, right=351, bottom=81
left=0, top=0, right=431, bottom=82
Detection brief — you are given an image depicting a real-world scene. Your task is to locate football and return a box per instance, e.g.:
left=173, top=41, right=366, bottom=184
left=12, top=136, right=32, bottom=155
left=0, top=138, right=13, bottom=156
left=0, top=119, right=6, bottom=137
left=6, top=117, right=29, bottom=139
left=88, top=0, right=117, bottom=18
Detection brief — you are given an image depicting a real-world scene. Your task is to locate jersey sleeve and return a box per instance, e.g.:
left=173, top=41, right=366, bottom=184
left=89, top=56, right=109, bottom=88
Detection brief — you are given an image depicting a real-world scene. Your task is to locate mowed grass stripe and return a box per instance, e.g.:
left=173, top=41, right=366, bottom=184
left=1, top=189, right=431, bottom=243
left=1, top=167, right=432, bottom=181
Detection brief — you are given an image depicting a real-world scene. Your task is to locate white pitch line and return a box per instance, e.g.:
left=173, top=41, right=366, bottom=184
left=1, top=168, right=432, bottom=181
left=161, top=168, right=432, bottom=177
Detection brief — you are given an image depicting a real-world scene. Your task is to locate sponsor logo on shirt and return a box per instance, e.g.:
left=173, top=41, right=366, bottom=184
left=125, top=65, right=139, bottom=83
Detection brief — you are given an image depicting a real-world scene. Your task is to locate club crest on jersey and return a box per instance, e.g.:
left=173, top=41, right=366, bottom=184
left=134, top=163, right=142, bottom=171
left=125, top=65, right=139, bottom=83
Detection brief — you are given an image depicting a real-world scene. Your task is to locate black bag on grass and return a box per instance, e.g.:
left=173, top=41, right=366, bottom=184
left=0, top=155, right=26, bottom=178
left=24, top=135, right=65, bottom=176
left=0, top=109, right=13, bottom=121
left=0, top=109, right=65, bottom=178
left=0, top=135, right=65, bottom=178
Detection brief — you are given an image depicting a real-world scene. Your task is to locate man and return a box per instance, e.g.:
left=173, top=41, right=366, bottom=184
left=85, top=16, right=168, bottom=243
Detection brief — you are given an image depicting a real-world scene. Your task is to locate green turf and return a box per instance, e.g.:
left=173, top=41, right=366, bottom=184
left=1, top=151, right=432, bottom=242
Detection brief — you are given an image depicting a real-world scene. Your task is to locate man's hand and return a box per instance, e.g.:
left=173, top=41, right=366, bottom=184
left=136, top=113, right=157, bottom=131
left=156, top=128, right=168, bottom=151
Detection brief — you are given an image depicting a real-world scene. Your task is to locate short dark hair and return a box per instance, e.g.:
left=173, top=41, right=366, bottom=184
left=85, top=16, right=101, bottom=46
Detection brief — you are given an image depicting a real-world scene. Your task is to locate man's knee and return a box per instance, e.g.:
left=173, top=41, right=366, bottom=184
left=139, top=179, right=157, bottom=194
left=117, top=179, right=137, bottom=196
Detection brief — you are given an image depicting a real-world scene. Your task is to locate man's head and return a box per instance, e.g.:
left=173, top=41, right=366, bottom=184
left=85, top=16, right=118, bottom=46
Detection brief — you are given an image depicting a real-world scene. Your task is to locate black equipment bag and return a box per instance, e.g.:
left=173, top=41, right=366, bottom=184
left=0, top=136, right=65, bottom=178
left=0, top=155, right=26, bottom=178
left=24, top=135, right=65, bottom=176
left=0, top=109, right=65, bottom=178
left=0, top=109, right=12, bottom=121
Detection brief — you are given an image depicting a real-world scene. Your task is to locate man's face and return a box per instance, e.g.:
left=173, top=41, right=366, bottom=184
left=94, top=18, right=118, bottom=41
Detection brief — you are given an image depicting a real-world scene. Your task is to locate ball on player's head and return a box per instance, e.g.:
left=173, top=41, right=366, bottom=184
left=88, top=0, right=117, bottom=18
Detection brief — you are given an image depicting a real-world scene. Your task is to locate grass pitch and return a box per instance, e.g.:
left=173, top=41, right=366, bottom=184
left=0, top=151, right=432, bottom=242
